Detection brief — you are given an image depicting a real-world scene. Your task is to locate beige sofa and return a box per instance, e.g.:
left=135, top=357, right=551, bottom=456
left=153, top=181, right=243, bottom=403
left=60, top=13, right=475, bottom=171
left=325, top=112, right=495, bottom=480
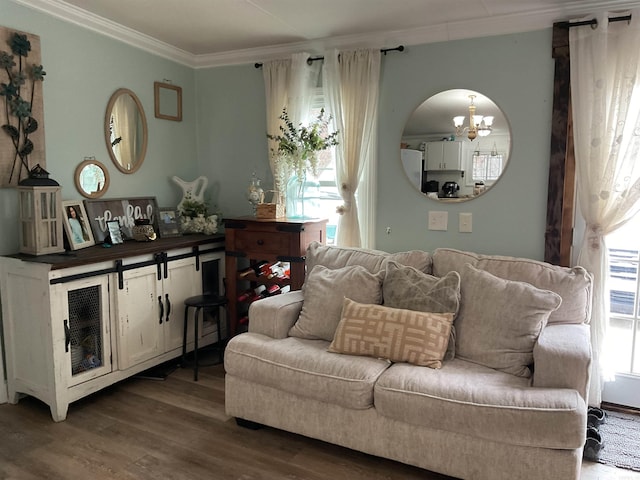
left=224, top=243, right=593, bottom=480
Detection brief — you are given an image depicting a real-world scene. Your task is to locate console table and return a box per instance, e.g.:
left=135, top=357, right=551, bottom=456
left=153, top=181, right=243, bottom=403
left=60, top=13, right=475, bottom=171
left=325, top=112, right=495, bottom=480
left=0, top=234, right=225, bottom=421
left=223, top=217, right=327, bottom=335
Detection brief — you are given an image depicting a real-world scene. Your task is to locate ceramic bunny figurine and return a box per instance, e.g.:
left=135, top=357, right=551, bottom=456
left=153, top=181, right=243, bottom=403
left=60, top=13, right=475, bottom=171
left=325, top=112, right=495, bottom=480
left=172, top=175, right=208, bottom=211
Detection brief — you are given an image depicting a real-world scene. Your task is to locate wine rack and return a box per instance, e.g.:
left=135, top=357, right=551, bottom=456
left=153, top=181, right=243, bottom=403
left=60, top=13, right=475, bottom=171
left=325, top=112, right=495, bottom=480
left=223, top=217, right=327, bottom=336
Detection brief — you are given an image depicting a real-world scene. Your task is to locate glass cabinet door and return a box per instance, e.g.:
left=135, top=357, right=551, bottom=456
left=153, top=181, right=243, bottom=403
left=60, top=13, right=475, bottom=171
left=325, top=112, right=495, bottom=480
left=52, top=275, right=112, bottom=386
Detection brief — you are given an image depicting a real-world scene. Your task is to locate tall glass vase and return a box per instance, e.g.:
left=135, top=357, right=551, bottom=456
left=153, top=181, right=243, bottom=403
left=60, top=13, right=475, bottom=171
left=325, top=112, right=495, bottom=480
left=286, top=174, right=321, bottom=219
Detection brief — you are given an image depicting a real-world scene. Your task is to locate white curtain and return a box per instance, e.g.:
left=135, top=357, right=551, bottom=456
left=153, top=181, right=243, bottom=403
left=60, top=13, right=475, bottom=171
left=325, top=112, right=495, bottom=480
left=570, top=9, right=640, bottom=406
left=263, top=58, right=291, bottom=200
left=263, top=53, right=319, bottom=202
left=323, top=49, right=381, bottom=248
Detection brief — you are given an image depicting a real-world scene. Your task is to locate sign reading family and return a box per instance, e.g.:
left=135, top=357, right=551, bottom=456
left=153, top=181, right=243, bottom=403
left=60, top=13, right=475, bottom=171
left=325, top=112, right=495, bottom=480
left=84, top=197, right=159, bottom=242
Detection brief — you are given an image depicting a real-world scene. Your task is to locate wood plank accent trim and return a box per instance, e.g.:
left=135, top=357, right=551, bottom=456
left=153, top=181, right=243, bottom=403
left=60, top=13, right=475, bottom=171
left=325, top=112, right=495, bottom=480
left=545, top=23, right=576, bottom=267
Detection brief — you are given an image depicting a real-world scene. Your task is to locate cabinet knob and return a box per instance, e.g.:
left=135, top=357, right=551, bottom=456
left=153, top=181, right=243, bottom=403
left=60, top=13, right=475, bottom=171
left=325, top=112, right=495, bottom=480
left=257, top=239, right=264, bottom=245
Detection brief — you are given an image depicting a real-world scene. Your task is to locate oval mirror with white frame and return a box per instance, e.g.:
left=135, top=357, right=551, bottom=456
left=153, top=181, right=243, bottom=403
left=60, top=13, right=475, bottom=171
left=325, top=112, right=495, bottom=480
left=75, top=158, right=110, bottom=199
left=401, top=89, right=511, bottom=202
left=104, top=88, right=148, bottom=174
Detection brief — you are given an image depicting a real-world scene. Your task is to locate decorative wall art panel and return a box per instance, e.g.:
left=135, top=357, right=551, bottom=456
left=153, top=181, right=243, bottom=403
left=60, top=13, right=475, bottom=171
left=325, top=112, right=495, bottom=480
left=0, top=27, right=46, bottom=187
left=84, top=197, right=159, bottom=243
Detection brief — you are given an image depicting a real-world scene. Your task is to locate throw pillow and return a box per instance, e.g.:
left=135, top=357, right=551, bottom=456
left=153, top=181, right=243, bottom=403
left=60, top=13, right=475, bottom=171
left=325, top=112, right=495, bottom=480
left=328, top=298, right=455, bottom=368
left=456, top=264, right=562, bottom=377
left=383, top=261, right=460, bottom=360
left=289, top=264, right=384, bottom=341
left=305, top=241, right=432, bottom=275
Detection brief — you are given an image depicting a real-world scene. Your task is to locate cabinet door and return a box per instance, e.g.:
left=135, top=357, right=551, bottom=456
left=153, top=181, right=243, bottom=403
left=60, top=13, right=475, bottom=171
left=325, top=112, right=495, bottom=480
left=50, top=275, right=113, bottom=388
left=116, top=265, right=163, bottom=369
left=442, top=142, right=462, bottom=170
left=426, top=143, right=444, bottom=170
left=163, top=257, right=202, bottom=352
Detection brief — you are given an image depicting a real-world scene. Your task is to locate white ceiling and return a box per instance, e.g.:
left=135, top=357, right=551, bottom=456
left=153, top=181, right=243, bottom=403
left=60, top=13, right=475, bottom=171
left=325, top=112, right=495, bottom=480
left=12, top=0, right=640, bottom=68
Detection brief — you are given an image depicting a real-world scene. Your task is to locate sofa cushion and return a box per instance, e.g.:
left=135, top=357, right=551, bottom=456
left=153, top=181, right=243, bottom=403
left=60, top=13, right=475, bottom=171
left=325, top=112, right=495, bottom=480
left=224, top=333, right=390, bottom=409
left=383, top=261, right=460, bottom=359
left=328, top=298, right=454, bottom=368
left=305, top=241, right=432, bottom=275
left=456, top=264, right=561, bottom=377
left=289, top=264, right=384, bottom=341
left=432, top=247, right=592, bottom=325
left=374, top=359, right=586, bottom=449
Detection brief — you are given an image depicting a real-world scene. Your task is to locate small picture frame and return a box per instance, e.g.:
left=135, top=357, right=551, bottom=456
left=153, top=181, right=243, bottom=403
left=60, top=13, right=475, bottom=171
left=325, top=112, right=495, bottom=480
left=107, top=220, right=124, bottom=245
left=62, top=200, right=96, bottom=250
left=158, top=208, right=181, bottom=238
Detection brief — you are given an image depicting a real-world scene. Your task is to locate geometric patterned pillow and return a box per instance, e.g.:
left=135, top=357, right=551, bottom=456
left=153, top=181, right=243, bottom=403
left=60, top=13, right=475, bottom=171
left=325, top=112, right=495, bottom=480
left=328, top=298, right=455, bottom=368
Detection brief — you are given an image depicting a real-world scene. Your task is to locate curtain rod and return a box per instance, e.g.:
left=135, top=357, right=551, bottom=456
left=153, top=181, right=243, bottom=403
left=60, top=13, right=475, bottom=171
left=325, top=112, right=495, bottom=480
left=558, top=14, right=631, bottom=29
left=254, top=45, right=404, bottom=69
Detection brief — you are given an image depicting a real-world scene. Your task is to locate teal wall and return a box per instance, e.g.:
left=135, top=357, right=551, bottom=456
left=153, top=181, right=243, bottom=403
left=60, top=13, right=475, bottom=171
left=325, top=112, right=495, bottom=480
left=0, top=0, right=197, bottom=255
left=376, top=32, right=553, bottom=258
left=195, top=30, right=554, bottom=260
left=1, top=1, right=554, bottom=263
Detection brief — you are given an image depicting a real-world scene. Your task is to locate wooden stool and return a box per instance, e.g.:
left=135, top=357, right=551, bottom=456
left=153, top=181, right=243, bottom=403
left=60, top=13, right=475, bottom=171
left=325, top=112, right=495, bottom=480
left=182, top=294, right=228, bottom=381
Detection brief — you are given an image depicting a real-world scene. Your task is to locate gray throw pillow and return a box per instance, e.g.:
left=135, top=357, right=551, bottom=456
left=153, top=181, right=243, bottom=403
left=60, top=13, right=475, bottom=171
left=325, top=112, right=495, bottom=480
left=383, top=261, right=460, bottom=360
left=289, top=264, right=384, bottom=341
left=456, top=264, right=562, bottom=378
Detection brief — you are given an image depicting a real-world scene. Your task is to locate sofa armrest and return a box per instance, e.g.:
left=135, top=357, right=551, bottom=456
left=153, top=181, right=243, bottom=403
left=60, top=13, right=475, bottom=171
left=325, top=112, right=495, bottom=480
left=247, top=290, right=304, bottom=339
left=533, top=323, right=592, bottom=401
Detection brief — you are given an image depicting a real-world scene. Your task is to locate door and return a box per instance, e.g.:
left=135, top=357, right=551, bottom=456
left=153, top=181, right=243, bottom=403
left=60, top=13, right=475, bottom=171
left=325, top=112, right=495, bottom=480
left=51, top=275, right=113, bottom=387
left=442, top=142, right=462, bottom=170
left=163, top=257, right=202, bottom=352
left=603, top=215, right=640, bottom=408
left=426, top=142, right=445, bottom=170
left=116, top=265, right=163, bottom=369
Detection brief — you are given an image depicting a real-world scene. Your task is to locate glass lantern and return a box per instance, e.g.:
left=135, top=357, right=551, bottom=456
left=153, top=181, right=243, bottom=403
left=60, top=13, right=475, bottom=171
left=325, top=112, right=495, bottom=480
left=17, top=164, right=64, bottom=256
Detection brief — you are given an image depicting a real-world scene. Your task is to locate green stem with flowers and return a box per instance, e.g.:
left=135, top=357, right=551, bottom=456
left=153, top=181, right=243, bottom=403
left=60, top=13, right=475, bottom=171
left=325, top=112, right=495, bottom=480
left=266, top=107, right=339, bottom=204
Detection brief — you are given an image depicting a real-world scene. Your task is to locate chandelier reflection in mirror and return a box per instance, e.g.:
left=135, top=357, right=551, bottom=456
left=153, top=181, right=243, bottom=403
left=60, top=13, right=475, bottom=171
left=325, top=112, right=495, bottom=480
left=453, top=95, right=494, bottom=141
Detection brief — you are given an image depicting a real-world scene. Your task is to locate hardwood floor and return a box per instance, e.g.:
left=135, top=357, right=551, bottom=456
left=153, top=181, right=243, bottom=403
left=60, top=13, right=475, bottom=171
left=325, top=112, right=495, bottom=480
left=0, top=357, right=637, bottom=480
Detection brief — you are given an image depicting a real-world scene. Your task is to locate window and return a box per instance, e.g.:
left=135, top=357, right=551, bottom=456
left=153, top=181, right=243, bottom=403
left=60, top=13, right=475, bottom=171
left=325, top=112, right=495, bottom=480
left=606, top=217, right=640, bottom=375
left=472, top=152, right=503, bottom=183
left=309, top=93, right=341, bottom=244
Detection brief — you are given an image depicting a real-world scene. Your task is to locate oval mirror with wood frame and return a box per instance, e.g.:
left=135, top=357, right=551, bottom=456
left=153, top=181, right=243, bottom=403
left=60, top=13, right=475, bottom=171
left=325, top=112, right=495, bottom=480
left=75, top=158, right=110, bottom=199
left=104, top=88, right=148, bottom=174
left=401, top=89, right=511, bottom=202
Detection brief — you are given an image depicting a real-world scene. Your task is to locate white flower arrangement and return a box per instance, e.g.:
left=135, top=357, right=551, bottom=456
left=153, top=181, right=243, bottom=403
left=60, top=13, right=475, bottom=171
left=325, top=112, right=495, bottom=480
left=177, top=193, right=219, bottom=234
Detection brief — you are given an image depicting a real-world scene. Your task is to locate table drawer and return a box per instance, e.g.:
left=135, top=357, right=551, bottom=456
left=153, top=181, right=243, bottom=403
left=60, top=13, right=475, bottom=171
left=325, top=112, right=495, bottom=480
left=233, top=230, right=292, bottom=255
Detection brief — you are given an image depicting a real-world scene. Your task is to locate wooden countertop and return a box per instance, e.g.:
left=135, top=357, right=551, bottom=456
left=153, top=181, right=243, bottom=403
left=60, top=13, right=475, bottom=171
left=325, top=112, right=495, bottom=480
left=4, top=234, right=225, bottom=270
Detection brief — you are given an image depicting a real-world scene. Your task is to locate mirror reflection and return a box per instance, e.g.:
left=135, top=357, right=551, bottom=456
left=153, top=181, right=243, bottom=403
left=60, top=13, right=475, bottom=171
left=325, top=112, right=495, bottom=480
left=74, top=158, right=110, bottom=199
left=104, top=88, right=148, bottom=174
left=401, top=89, right=511, bottom=202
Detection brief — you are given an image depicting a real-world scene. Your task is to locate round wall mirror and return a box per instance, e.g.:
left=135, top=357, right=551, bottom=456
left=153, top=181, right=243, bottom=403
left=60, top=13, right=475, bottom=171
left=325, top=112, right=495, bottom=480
left=104, top=88, right=148, bottom=174
left=74, top=158, right=110, bottom=198
left=401, top=89, right=511, bottom=202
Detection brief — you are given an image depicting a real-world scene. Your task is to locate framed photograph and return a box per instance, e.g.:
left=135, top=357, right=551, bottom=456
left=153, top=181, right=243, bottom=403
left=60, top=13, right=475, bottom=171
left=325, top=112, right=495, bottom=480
left=62, top=200, right=96, bottom=250
left=84, top=197, right=159, bottom=243
left=158, top=208, right=181, bottom=238
left=107, top=220, right=124, bottom=245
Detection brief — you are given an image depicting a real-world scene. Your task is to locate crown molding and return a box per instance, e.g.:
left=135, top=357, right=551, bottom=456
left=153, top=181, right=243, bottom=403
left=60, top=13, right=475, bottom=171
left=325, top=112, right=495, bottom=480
left=10, top=0, right=196, bottom=66
left=11, top=0, right=640, bottom=69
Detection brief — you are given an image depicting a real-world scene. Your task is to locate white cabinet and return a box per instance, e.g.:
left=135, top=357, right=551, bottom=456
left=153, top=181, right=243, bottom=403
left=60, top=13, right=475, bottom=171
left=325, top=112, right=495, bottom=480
left=0, top=264, right=113, bottom=421
left=0, top=236, right=225, bottom=421
left=116, top=256, right=202, bottom=369
left=426, top=142, right=463, bottom=171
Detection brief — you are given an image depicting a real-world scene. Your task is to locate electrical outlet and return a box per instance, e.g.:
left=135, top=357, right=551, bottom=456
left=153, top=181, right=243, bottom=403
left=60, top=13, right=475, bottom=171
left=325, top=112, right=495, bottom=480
left=459, top=213, right=472, bottom=233
left=428, top=211, right=448, bottom=231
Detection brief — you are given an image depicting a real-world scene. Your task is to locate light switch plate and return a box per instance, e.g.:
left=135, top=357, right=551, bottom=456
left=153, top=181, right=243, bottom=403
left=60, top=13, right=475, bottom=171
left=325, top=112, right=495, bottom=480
left=459, top=213, right=472, bottom=233
left=428, top=211, right=448, bottom=231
